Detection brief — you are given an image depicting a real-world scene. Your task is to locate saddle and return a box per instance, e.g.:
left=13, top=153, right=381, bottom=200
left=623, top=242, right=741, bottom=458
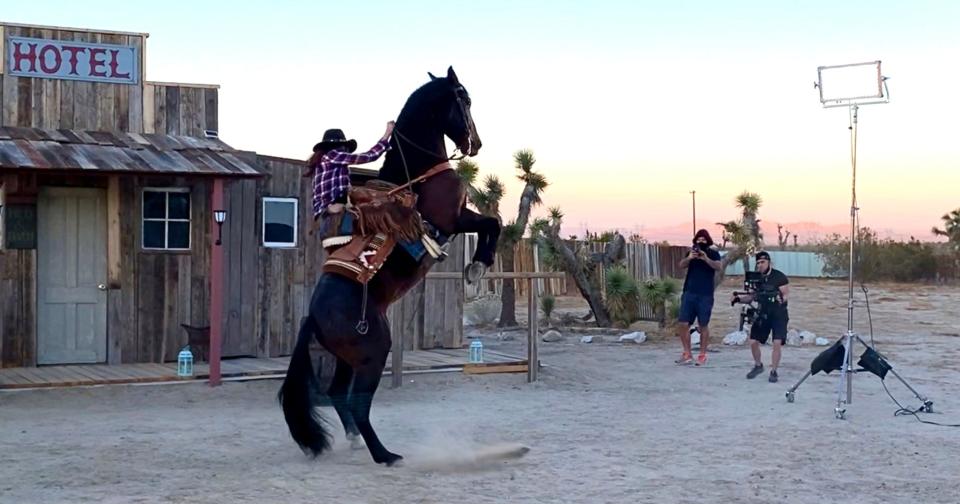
left=320, top=168, right=450, bottom=284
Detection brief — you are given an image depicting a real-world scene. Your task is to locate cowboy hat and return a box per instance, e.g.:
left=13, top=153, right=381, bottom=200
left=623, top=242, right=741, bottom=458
left=313, top=129, right=357, bottom=153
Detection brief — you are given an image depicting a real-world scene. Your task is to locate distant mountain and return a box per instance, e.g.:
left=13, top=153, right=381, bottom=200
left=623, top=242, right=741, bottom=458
left=560, top=219, right=933, bottom=245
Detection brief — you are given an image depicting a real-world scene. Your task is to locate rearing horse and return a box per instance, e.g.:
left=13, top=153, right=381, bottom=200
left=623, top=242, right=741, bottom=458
left=279, top=67, right=501, bottom=466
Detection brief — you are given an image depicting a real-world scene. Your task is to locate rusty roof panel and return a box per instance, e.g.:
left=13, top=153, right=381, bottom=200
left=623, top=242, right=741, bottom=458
left=0, top=126, right=263, bottom=177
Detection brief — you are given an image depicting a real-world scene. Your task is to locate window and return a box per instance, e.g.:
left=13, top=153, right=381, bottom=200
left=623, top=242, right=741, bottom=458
left=142, top=188, right=191, bottom=250
left=262, top=197, right=298, bottom=248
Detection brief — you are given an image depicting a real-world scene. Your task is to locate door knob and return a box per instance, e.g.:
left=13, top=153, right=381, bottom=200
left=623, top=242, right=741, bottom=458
left=98, top=284, right=107, bottom=291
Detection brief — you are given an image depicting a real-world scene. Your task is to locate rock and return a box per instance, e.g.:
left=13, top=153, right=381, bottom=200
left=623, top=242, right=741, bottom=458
left=799, top=331, right=817, bottom=346
left=580, top=335, right=597, bottom=344
left=723, top=331, right=748, bottom=345
left=815, top=337, right=830, bottom=346
left=541, top=330, right=563, bottom=343
left=619, top=331, right=647, bottom=344
left=497, top=330, right=516, bottom=342
left=786, top=329, right=802, bottom=347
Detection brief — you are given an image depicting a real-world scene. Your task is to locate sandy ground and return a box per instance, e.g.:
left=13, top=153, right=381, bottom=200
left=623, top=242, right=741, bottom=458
left=2, top=278, right=960, bottom=504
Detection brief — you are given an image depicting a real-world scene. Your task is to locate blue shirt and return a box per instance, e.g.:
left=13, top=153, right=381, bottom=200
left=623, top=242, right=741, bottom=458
left=682, top=248, right=722, bottom=295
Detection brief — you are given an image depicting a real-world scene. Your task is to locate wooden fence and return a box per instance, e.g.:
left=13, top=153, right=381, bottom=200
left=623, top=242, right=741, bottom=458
left=462, top=236, right=692, bottom=322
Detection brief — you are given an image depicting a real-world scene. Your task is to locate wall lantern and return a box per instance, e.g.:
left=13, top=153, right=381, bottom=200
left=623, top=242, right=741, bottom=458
left=214, top=210, right=227, bottom=246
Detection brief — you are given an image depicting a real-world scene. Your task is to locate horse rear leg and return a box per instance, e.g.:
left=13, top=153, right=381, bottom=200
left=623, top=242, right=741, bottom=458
left=350, top=360, right=403, bottom=466
left=327, top=357, right=363, bottom=448
left=339, top=316, right=400, bottom=466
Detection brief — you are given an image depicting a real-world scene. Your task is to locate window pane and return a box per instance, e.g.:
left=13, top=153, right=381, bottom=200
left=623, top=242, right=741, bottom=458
left=143, top=221, right=166, bottom=248
left=168, top=222, right=190, bottom=249
left=264, top=201, right=296, bottom=245
left=143, top=191, right=166, bottom=219
left=168, top=192, right=190, bottom=220
left=264, top=222, right=295, bottom=244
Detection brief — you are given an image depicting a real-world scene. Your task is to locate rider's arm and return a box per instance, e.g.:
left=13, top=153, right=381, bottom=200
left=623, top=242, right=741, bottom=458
left=325, top=137, right=391, bottom=166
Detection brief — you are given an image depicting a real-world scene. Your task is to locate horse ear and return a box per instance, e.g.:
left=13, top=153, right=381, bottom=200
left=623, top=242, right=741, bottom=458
left=446, top=66, right=459, bottom=85
left=428, top=72, right=438, bottom=81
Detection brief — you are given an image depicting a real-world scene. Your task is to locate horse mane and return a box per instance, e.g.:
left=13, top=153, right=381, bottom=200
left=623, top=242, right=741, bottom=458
left=397, top=78, right=449, bottom=124
left=379, top=77, right=455, bottom=184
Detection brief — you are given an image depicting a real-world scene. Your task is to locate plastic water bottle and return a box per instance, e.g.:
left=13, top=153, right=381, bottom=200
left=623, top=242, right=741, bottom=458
left=177, top=346, right=194, bottom=377
left=469, top=340, right=484, bottom=363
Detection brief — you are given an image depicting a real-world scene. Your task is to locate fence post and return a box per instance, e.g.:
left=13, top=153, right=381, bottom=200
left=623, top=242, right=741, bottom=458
left=391, top=326, right=403, bottom=388
left=527, top=278, right=539, bottom=382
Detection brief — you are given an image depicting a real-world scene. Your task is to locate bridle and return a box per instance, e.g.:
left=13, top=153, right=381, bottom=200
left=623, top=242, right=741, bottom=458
left=391, top=88, right=475, bottom=185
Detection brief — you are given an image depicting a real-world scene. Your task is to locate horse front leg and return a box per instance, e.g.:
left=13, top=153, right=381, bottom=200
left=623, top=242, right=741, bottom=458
left=455, top=208, right=501, bottom=284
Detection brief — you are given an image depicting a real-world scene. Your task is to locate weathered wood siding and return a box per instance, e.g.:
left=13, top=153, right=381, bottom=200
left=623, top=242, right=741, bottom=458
left=0, top=249, right=36, bottom=368
left=1, top=173, right=212, bottom=367
left=0, top=25, right=146, bottom=132
left=0, top=24, right=217, bottom=136
left=0, top=23, right=223, bottom=366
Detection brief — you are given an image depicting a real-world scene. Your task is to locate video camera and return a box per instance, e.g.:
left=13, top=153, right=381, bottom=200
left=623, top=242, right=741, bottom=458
left=732, top=271, right=782, bottom=330
left=689, top=242, right=710, bottom=255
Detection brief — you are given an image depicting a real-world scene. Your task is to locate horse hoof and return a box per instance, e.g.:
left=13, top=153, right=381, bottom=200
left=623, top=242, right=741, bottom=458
left=464, top=262, right=487, bottom=285
left=380, top=453, right=404, bottom=467
left=347, top=434, right=366, bottom=450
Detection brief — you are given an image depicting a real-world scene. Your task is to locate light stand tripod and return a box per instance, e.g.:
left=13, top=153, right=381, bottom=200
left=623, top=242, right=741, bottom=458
left=785, top=61, right=933, bottom=419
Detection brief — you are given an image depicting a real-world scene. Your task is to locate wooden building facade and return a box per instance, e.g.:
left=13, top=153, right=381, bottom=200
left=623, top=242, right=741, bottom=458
left=0, top=22, right=463, bottom=370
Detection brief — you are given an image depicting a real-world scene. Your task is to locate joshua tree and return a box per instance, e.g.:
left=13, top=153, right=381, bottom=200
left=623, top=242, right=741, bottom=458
left=932, top=208, right=960, bottom=251
left=496, top=150, right=548, bottom=327
left=715, top=191, right=764, bottom=286
left=530, top=208, right=627, bottom=327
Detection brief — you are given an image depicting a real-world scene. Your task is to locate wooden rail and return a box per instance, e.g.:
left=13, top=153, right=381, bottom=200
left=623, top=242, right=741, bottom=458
left=389, top=271, right=567, bottom=387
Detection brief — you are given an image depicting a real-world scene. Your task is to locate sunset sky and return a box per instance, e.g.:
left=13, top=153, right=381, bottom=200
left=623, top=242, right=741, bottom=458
left=7, top=0, right=959, bottom=243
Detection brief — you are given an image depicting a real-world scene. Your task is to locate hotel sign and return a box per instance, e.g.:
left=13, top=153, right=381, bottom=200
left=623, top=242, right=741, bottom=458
left=5, top=36, right=138, bottom=84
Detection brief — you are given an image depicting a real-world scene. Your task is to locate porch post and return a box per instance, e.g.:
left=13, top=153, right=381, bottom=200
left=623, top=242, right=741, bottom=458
left=209, top=178, right=225, bottom=386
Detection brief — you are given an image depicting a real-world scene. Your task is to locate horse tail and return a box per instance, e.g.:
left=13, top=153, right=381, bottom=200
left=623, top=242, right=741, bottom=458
left=278, top=316, right=331, bottom=457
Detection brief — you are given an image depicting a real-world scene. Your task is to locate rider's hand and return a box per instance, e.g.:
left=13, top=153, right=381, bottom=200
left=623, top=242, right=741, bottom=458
left=384, top=121, right=396, bottom=138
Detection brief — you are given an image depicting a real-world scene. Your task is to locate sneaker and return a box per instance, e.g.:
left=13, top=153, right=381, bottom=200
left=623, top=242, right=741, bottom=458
left=695, top=353, right=708, bottom=366
left=675, top=352, right=694, bottom=365
left=768, top=370, right=779, bottom=383
left=746, top=363, right=764, bottom=379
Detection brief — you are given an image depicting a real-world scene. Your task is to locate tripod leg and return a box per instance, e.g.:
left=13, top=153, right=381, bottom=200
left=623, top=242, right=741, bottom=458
left=785, top=370, right=812, bottom=403
left=853, top=335, right=934, bottom=413
left=886, top=368, right=934, bottom=413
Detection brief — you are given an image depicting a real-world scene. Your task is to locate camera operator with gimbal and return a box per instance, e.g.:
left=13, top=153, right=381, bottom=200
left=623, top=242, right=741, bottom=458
left=730, top=251, right=790, bottom=383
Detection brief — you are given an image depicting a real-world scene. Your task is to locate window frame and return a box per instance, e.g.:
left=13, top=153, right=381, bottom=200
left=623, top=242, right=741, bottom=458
left=142, top=187, right=192, bottom=251
left=262, top=197, right=299, bottom=248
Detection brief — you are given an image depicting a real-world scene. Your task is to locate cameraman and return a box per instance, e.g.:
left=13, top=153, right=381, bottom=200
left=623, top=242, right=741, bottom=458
left=731, top=251, right=790, bottom=382
left=675, top=229, right=722, bottom=366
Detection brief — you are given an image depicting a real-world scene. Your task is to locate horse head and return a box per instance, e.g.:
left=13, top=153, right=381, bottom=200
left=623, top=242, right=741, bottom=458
left=427, top=66, right=482, bottom=157
left=383, top=67, right=482, bottom=183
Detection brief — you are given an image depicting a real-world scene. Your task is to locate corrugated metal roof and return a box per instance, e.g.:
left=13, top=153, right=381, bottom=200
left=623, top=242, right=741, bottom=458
left=0, top=127, right=263, bottom=177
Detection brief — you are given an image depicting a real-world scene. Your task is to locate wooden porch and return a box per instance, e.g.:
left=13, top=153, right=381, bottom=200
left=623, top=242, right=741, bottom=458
left=0, top=349, right=527, bottom=390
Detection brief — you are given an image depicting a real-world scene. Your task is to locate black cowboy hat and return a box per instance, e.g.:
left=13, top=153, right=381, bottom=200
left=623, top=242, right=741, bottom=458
left=313, top=129, right=357, bottom=153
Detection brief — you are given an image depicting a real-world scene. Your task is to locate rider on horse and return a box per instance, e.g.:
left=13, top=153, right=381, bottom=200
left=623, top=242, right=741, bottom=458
left=303, top=121, right=396, bottom=236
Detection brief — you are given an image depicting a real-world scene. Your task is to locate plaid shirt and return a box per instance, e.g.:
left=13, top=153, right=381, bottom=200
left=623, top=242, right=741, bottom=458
left=313, top=138, right=391, bottom=216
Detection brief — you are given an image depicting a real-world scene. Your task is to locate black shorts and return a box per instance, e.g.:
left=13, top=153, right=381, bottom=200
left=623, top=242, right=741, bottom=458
left=750, top=308, right=789, bottom=344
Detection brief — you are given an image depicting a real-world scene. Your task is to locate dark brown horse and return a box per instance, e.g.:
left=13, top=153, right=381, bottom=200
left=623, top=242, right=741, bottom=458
left=279, top=67, right=500, bottom=466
